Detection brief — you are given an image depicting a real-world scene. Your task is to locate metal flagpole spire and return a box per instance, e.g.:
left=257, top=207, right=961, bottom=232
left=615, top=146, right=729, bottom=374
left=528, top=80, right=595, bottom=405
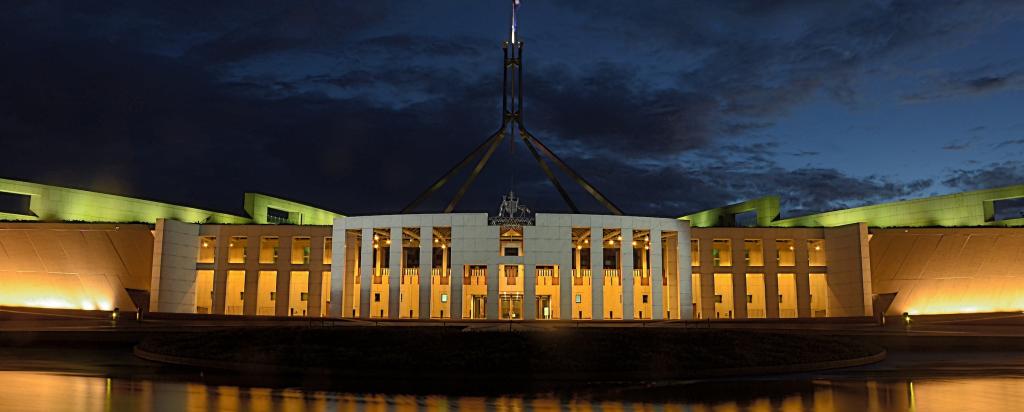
left=402, top=0, right=623, bottom=215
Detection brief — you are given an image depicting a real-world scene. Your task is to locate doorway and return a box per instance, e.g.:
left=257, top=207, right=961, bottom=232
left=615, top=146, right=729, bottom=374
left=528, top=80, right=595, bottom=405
left=471, top=295, right=487, bottom=319
left=536, top=295, right=551, bottom=319
left=499, top=293, right=523, bottom=319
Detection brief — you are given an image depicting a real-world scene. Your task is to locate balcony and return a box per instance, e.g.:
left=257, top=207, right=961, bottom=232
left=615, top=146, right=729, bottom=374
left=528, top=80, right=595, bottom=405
left=373, top=268, right=390, bottom=284
left=431, top=268, right=451, bottom=285
left=572, top=269, right=591, bottom=285
left=633, top=269, right=651, bottom=286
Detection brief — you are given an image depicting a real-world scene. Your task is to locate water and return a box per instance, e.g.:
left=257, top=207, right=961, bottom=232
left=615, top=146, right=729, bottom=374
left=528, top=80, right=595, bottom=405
left=1, top=347, right=1023, bottom=411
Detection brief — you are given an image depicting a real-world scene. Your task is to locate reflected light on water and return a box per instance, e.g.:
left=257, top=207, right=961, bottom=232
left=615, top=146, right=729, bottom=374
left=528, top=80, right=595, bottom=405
left=0, top=371, right=1022, bottom=412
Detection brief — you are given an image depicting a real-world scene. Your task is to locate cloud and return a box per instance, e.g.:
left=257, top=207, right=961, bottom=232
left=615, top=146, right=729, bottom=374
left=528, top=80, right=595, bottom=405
left=903, top=65, right=1024, bottom=102
left=994, top=138, right=1024, bottom=149
left=0, top=0, right=1020, bottom=218
left=943, top=161, right=1024, bottom=190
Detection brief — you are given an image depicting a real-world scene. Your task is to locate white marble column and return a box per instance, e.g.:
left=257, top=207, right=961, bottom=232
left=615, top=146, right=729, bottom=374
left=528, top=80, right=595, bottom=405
left=330, top=225, right=344, bottom=317
left=359, top=228, right=373, bottom=319
left=524, top=263, right=536, bottom=319
left=590, top=227, right=603, bottom=320
left=621, top=228, right=634, bottom=320
left=389, top=227, right=402, bottom=319
left=419, top=226, right=432, bottom=320
left=650, top=228, right=664, bottom=320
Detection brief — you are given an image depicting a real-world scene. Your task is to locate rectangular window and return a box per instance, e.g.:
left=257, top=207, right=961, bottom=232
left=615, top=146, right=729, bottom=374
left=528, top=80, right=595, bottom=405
left=504, top=247, right=519, bottom=256
left=712, top=239, right=731, bottom=267
left=323, top=237, right=333, bottom=265
left=777, top=273, right=798, bottom=318
left=292, top=237, right=311, bottom=264
left=744, top=239, right=763, bottom=266
left=441, top=293, right=448, bottom=303
left=197, top=236, right=216, bottom=263
left=807, top=239, right=826, bottom=266
left=269, top=291, right=276, bottom=301
left=374, top=293, right=381, bottom=302
left=776, top=240, right=795, bottom=267
left=267, top=207, right=291, bottom=224
left=575, top=294, right=582, bottom=304
left=259, top=236, right=279, bottom=264
left=691, top=239, right=700, bottom=266
left=642, top=295, right=649, bottom=304
left=228, top=236, right=248, bottom=264
left=0, top=191, right=31, bottom=215
left=300, top=292, right=309, bottom=302
left=713, top=273, right=733, bottom=319
left=809, top=273, right=828, bottom=317
left=745, top=273, right=766, bottom=319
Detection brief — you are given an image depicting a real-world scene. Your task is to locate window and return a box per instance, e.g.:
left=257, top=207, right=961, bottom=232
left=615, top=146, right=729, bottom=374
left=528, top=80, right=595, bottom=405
left=504, top=247, right=519, bottom=256
left=714, top=294, right=723, bottom=303
left=374, top=293, right=381, bottom=302
left=642, top=295, right=649, bottom=304
left=712, top=239, right=731, bottom=266
left=323, top=237, right=333, bottom=265
left=292, top=237, right=311, bottom=264
left=575, top=294, right=582, bottom=304
left=776, top=239, right=795, bottom=266
left=259, top=237, right=279, bottom=264
left=441, top=293, right=448, bottom=303
left=747, top=294, right=753, bottom=303
left=269, top=291, right=276, bottom=301
left=228, top=236, right=248, bottom=263
left=267, top=207, right=291, bottom=224
left=744, top=239, right=763, bottom=266
left=807, top=239, right=826, bottom=266
left=690, top=239, right=699, bottom=266
left=197, top=236, right=216, bottom=263
left=300, top=292, right=309, bottom=302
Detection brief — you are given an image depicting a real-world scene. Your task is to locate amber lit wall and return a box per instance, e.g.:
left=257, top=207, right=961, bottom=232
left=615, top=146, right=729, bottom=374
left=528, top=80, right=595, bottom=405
left=871, top=228, right=1024, bottom=315
left=0, top=223, right=153, bottom=311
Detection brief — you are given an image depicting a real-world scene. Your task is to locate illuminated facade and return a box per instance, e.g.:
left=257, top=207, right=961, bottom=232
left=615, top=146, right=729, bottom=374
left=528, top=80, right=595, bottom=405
left=333, top=214, right=688, bottom=320
left=3, top=176, right=1024, bottom=319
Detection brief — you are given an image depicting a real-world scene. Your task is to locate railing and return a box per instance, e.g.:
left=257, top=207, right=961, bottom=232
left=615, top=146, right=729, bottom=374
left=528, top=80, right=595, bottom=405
left=536, top=267, right=555, bottom=277
left=748, top=308, right=765, bottom=318
left=780, top=309, right=797, bottom=318
left=431, top=268, right=451, bottom=285
left=402, top=268, right=419, bottom=285
left=373, top=268, right=389, bottom=284
left=604, top=269, right=621, bottom=286
left=572, top=269, right=591, bottom=285
left=196, top=306, right=210, bottom=314
left=633, top=269, right=651, bottom=286
left=226, top=305, right=243, bottom=315
left=464, top=267, right=487, bottom=286
left=257, top=306, right=275, bottom=316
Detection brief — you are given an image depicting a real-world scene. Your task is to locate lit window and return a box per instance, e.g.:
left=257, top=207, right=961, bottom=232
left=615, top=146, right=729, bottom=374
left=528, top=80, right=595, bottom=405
left=575, top=294, right=582, bottom=304
left=807, top=239, right=826, bottom=266
left=197, top=236, right=216, bottom=263
left=441, top=293, right=448, bottom=303
left=712, top=239, right=731, bottom=266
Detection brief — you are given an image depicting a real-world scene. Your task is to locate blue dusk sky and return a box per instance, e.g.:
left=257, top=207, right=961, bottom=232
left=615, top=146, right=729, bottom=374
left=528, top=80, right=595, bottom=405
left=2, top=1, right=1023, bottom=217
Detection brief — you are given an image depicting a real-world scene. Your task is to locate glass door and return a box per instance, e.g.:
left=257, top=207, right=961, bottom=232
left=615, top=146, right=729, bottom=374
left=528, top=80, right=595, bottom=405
left=537, top=295, right=551, bottom=319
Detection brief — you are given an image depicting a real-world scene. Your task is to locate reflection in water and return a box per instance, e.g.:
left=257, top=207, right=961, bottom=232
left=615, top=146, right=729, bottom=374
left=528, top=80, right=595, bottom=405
left=0, top=371, right=1022, bottom=412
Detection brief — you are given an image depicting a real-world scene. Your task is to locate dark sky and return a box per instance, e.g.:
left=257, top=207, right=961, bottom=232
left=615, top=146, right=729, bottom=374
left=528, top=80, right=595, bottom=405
left=2, top=1, right=1024, bottom=218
